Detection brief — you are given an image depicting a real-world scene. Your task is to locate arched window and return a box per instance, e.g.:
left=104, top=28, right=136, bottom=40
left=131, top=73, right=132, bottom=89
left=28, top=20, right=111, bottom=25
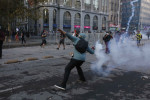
left=64, top=0, right=72, bottom=7
left=85, top=0, right=91, bottom=11
left=102, top=17, right=106, bottom=30
left=53, top=9, right=57, bottom=31
left=43, top=9, right=49, bottom=30
left=93, top=16, right=98, bottom=30
left=75, top=0, right=81, bottom=9
left=74, top=13, right=81, bottom=30
left=63, top=11, right=71, bottom=32
left=84, top=14, right=90, bottom=31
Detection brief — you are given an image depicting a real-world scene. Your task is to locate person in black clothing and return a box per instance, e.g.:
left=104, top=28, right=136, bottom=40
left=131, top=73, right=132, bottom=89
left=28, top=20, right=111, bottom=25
left=21, top=32, right=26, bottom=44
left=40, top=30, right=47, bottom=48
left=103, top=32, right=113, bottom=54
left=0, top=29, right=5, bottom=59
left=57, top=33, right=66, bottom=50
left=147, top=31, right=150, bottom=40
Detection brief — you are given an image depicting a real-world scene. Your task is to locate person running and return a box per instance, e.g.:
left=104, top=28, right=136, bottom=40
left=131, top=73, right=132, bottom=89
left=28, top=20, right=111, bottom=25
left=40, top=30, right=47, bottom=48
left=56, top=32, right=66, bottom=50
left=136, top=30, right=142, bottom=46
left=15, top=32, right=19, bottom=42
left=21, top=32, right=26, bottom=44
left=103, top=31, right=113, bottom=54
left=146, top=31, right=150, bottom=40
left=0, top=29, right=5, bottom=59
left=54, top=29, right=94, bottom=90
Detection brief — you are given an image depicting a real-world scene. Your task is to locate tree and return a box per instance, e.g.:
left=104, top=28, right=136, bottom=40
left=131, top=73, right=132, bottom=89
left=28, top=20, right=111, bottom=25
left=0, top=0, right=45, bottom=32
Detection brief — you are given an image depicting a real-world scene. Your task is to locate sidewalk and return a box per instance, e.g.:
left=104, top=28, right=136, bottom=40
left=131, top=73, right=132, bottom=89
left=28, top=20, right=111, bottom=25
left=3, top=34, right=150, bottom=49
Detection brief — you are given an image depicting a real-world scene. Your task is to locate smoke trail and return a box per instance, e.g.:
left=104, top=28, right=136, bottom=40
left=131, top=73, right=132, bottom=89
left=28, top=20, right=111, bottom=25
left=126, top=0, right=139, bottom=33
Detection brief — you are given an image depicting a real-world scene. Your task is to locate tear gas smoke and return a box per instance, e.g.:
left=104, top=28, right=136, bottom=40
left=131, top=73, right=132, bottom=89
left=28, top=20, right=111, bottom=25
left=91, top=38, right=150, bottom=76
left=91, top=0, right=149, bottom=76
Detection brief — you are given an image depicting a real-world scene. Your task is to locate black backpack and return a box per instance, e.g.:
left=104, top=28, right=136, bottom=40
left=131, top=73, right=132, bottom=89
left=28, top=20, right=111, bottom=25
left=103, top=35, right=112, bottom=42
left=75, top=38, right=88, bottom=53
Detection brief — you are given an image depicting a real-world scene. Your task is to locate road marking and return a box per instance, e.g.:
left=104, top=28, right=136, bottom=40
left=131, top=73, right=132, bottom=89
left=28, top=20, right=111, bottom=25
left=0, top=86, right=22, bottom=93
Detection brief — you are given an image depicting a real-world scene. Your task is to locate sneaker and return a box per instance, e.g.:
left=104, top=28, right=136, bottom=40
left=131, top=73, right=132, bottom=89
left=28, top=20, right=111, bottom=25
left=54, top=85, right=66, bottom=90
left=56, top=48, right=59, bottom=50
left=63, top=48, right=65, bottom=50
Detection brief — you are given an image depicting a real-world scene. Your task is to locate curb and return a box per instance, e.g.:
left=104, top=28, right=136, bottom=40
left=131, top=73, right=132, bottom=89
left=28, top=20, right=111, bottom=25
left=4, top=60, right=21, bottom=64
left=3, top=42, right=72, bottom=49
left=3, top=56, right=54, bottom=64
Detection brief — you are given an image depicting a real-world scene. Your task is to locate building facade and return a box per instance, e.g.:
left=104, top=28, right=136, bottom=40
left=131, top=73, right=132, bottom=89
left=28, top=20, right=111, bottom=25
left=33, top=0, right=109, bottom=35
left=140, top=0, right=150, bottom=31
left=108, top=0, right=121, bottom=31
left=121, top=0, right=150, bottom=32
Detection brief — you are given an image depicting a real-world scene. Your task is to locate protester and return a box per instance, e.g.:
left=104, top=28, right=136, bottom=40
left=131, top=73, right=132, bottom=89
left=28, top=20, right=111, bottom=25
left=5, top=29, right=9, bottom=42
left=103, top=31, right=113, bottom=54
left=40, top=30, right=47, bottom=48
left=136, top=30, right=142, bottom=46
left=54, top=29, right=95, bottom=90
left=0, top=29, right=5, bottom=59
left=114, top=31, right=121, bottom=43
left=146, top=31, right=150, bottom=40
left=15, top=32, right=19, bottom=42
left=21, top=31, right=26, bottom=44
left=56, top=32, right=66, bottom=50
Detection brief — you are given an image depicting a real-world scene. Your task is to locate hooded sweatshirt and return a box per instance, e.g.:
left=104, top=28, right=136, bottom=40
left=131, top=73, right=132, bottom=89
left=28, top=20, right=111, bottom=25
left=66, top=33, right=94, bottom=61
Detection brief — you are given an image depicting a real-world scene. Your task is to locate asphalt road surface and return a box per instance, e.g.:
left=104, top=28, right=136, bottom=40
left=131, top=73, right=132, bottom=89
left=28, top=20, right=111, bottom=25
left=0, top=45, right=150, bottom=100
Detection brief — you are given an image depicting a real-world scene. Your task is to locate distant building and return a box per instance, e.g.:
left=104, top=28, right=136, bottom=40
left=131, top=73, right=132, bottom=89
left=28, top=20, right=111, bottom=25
left=108, top=0, right=121, bottom=32
left=121, top=0, right=150, bottom=32
left=33, top=0, right=109, bottom=35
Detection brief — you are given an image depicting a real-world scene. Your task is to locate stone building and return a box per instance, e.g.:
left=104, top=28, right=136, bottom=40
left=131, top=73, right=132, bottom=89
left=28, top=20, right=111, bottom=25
left=121, top=0, right=150, bottom=32
left=33, top=0, right=109, bottom=35
left=108, top=0, right=121, bottom=32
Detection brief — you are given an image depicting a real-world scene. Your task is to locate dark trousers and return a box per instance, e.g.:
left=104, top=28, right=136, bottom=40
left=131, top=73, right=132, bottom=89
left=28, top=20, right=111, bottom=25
left=0, top=41, right=3, bottom=58
left=21, top=38, right=26, bottom=44
left=61, top=59, right=85, bottom=88
left=40, top=39, right=46, bottom=46
left=105, top=42, right=110, bottom=54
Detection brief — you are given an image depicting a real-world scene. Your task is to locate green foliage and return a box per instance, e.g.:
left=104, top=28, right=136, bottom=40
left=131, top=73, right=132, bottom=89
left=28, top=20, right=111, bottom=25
left=0, top=0, right=44, bottom=29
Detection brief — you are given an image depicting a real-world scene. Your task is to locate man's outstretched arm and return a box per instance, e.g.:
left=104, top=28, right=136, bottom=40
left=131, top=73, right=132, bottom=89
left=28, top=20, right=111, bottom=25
left=57, top=29, right=78, bottom=42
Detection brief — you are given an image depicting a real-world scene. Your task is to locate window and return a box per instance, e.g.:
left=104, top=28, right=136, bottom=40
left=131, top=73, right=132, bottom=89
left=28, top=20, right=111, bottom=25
left=64, top=0, right=72, bottom=7
left=43, top=9, right=49, bottom=29
left=85, top=0, right=91, bottom=11
left=63, top=11, right=71, bottom=32
left=93, top=16, right=98, bottom=30
left=93, top=0, right=99, bottom=11
left=75, top=0, right=81, bottom=9
left=74, top=13, right=81, bottom=26
left=84, top=14, right=90, bottom=26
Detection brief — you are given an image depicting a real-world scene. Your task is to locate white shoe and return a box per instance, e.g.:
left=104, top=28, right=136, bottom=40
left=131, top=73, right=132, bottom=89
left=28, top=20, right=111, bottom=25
left=54, top=85, right=66, bottom=90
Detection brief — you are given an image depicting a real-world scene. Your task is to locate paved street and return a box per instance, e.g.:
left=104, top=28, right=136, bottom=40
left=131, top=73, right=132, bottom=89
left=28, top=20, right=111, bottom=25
left=0, top=43, right=150, bottom=100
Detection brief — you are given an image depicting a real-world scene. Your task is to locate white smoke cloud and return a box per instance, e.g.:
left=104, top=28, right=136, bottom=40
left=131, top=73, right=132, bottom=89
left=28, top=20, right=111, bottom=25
left=91, top=38, right=150, bottom=76
left=91, top=0, right=150, bottom=76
